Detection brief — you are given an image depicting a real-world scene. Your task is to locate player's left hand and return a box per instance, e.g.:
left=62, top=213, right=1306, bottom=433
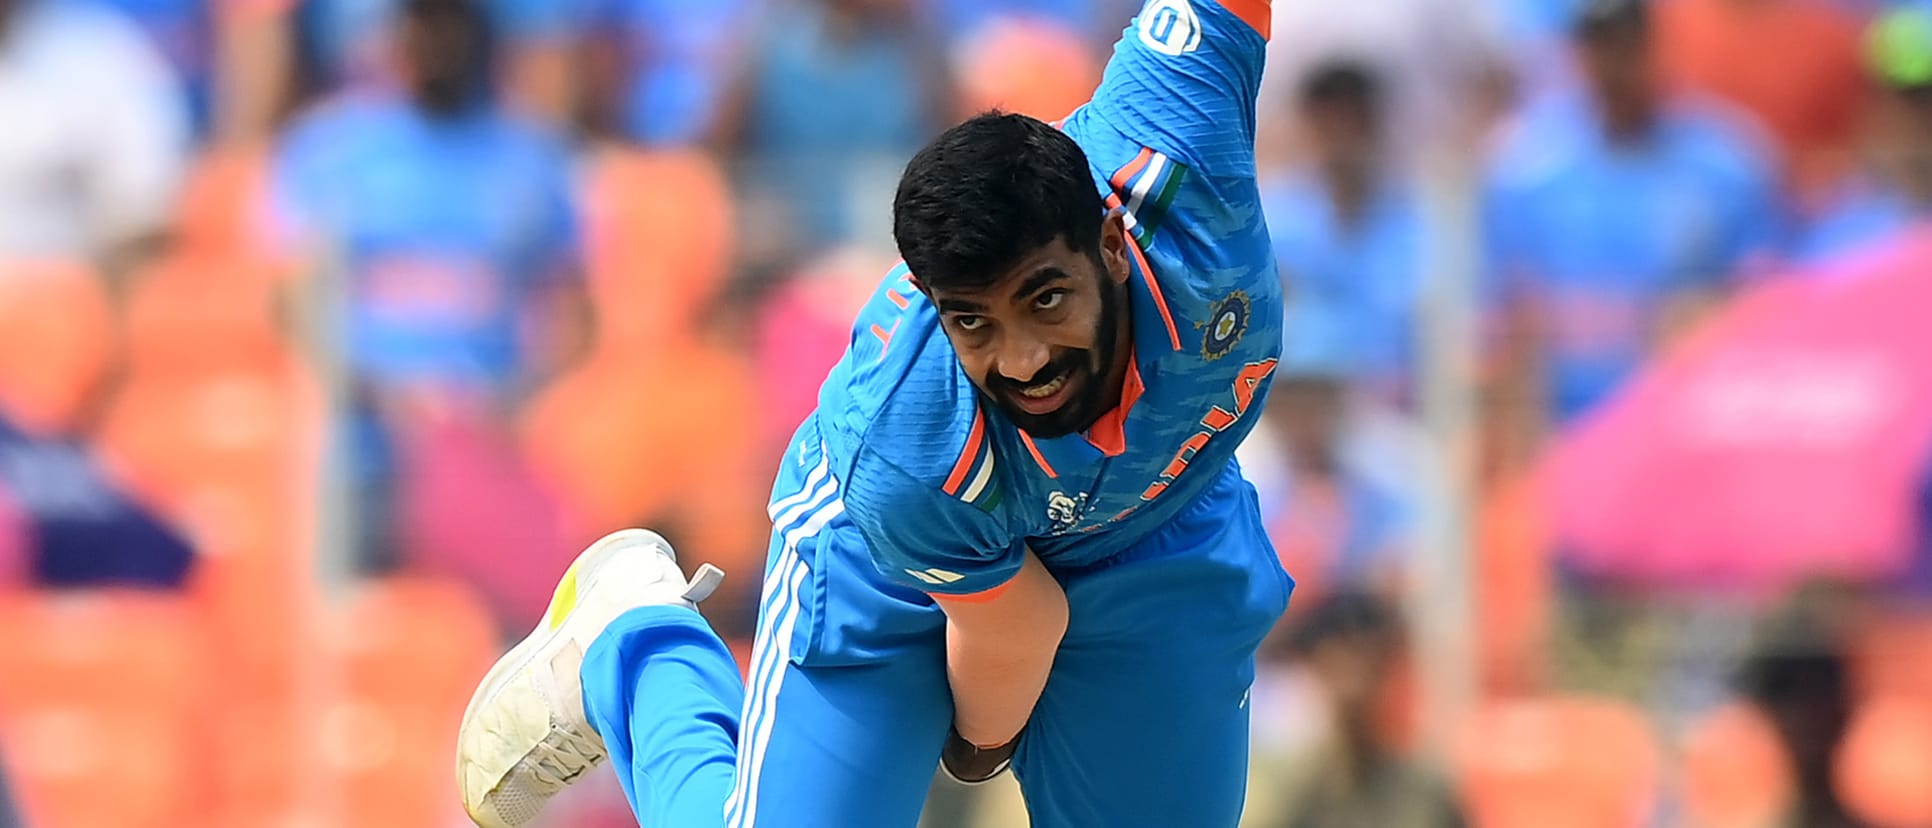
left=939, top=727, right=1016, bottom=786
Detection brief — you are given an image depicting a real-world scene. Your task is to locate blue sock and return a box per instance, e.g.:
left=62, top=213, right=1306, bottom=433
left=581, top=605, right=742, bottom=828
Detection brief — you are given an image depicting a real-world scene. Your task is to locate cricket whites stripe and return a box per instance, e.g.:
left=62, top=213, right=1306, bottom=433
left=726, top=475, right=843, bottom=828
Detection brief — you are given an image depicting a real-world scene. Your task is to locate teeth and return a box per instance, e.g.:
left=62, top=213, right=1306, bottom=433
left=1020, top=375, right=1067, bottom=399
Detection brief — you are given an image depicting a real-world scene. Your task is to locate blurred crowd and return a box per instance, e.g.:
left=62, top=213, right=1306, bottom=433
left=5, top=0, right=1932, bottom=825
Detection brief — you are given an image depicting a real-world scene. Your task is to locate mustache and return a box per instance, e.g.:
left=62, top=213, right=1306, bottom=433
left=991, top=351, right=1086, bottom=394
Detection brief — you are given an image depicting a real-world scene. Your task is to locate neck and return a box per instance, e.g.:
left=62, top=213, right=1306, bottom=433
left=1324, top=164, right=1375, bottom=230
left=1599, top=95, right=1657, bottom=144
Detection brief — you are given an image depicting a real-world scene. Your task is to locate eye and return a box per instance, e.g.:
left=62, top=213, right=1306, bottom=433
left=952, top=315, right=988, bottom=332
left=1035, top=290, right=1068, bottom=311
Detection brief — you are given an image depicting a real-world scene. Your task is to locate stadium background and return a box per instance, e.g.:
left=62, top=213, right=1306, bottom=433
left=4, top=0, right=1932, bottom=825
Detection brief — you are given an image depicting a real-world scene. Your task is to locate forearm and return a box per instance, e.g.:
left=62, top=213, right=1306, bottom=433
left=940, top=552, right=1067, bottom=748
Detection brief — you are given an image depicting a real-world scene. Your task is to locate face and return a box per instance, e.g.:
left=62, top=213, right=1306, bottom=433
left=401, top=6, right=485, bottom=116
left=927, top=215, right=1133, bottom=437
left=1267, top=377, right=1346, bottom=472
left=1303, top=97, right=1378, bottom=175
left=1578, top=21, right=1655, bottom=121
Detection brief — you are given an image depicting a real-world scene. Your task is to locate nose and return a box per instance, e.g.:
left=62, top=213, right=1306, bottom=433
left=994, top=334, right=1052, bottom=385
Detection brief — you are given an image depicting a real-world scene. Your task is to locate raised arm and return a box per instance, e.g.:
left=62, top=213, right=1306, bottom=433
left=1081, top=0, right=1272, bottom=177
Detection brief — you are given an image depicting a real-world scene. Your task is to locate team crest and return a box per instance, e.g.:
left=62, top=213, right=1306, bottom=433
left=1200, top=290, right=1251, bottom=361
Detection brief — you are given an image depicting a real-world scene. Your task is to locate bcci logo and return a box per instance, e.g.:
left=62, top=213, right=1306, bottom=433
left=1138, top=0, right=1202, bottom=56
left=1046, top=491, right=1085, bottom=533
left=1200, top=290, right=1251, bottom=361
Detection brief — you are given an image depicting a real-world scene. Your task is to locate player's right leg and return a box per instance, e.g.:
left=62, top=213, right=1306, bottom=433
left=456, top=528, right=730, bottom=828
left=458, top=432, right=957, bottom=827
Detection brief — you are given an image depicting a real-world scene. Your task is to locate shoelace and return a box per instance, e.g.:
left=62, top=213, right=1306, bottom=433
left=527, top=731, right=605, bottom=793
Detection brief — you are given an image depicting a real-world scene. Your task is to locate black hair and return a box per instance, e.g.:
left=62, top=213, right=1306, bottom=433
left=1287, top=590, right=1402, bottom=656
left=1575, top=0, right=1648, bottom=38
left=1299, top=59, right=1382, bottom=112
left=892, top=111, right=1105, bottom=292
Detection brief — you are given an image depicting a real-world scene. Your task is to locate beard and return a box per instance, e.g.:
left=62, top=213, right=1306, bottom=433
left=983, top=272, right=1128, bottom=438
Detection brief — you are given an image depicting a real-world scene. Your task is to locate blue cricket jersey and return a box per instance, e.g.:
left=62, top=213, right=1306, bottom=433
left=783, top=0, right=1282, bottom=597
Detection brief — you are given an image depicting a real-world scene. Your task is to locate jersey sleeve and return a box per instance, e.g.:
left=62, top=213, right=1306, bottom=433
left=1085, top=0, right=1270, bottom=177
left=842, top=444, right=1024, bottom=597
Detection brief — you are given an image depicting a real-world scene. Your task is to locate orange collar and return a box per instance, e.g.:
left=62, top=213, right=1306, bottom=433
left=1082, top=350, right=1144, bottom=457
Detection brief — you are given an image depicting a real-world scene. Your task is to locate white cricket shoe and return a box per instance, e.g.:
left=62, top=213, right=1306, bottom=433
left=456, top=528, right=725, bottom=828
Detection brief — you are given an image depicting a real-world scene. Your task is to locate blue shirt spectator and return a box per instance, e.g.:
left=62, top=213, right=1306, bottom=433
left=1263, top=60, right=1425, bottom=408
left=572, top=0, right=748, bottom=145
left=269, top=91, right=580, bottom=393
left=294, top=0, right=570, bottom=92
left=1485, top=1, right=1779, bottom=422
left=1267, top=175, right=1423, bottom=406
left=717, top=0, right=951, bottom=250
left=1486, top=92, right=1779, bottom=420
left=1238, top=308, right=1423, bottom=602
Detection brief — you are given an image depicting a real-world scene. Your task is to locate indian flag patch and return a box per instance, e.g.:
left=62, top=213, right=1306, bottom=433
left=1109, top=148, right=1187, bottom=246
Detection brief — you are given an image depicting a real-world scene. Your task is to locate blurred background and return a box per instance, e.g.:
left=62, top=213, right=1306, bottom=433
left=4, top=0, right=1932, bottom=825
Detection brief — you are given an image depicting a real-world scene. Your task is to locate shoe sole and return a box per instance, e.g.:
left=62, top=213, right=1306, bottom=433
left=456, top=528, right=672, bottom=824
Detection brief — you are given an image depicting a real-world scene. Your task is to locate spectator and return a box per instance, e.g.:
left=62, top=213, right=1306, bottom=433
left=267, top=0, right=585, bottom=579
left=1655, top=0, right=1869, bottom=206
left=0, top=0, right=189, bottom=275
left=1484, top=0, right=1781, bottom=426
left=1251, top=592, right=1465, bottom=828
left=1735, top=594, right=1863, bottom=828
left=1801, top=6, right=1932, bottom=261
left=570, top=0, right=751, bottom=144
left=290, top=0, right=576, bottom=116
left=711, top=0, right=953, bottom=264
left=1263, top=60, right=1425, bottom=408
left=1260, top=0, right=1510, bottom=168
left=1237, top=310, right=1421, bottom=612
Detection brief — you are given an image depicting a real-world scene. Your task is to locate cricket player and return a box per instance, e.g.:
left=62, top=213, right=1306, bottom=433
left=456, top=0, right=1289, bottom=825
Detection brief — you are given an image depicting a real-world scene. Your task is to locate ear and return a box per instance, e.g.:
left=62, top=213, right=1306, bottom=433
left=1099, top=210, right=1131, bottom=286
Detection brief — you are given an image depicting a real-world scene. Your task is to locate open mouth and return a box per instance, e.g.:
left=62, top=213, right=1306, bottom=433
left=1008, top=368, right=1079, bottom=416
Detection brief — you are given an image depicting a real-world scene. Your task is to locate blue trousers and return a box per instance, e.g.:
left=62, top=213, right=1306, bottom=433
left=580, top=464, right=1291, bottom=827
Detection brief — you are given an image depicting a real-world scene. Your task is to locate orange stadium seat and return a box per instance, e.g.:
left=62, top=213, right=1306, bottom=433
left=1846, top=610, right=1932, bottom=701
left=312, top=577, right=497, bottom=828
left=122, top=252, right=293, bottom=378
left=1455, top=696, right=1660, bottom=828
left=171, top=148, right=275, bottom=258
left=521, top=345, right=769, bottom=579
left=580, top=149, right=734, bottom=356
left=95, top=369, right=321, bottom=533
left=1680, top=702, right=1794, bottom=828
left=955, top=17, right=1103, bottom=121
left=1837, top=694, right=1932, bottom=828
left=0, top=591, right=211, bottom=828
left=0, top=260, right=113, bottom=434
